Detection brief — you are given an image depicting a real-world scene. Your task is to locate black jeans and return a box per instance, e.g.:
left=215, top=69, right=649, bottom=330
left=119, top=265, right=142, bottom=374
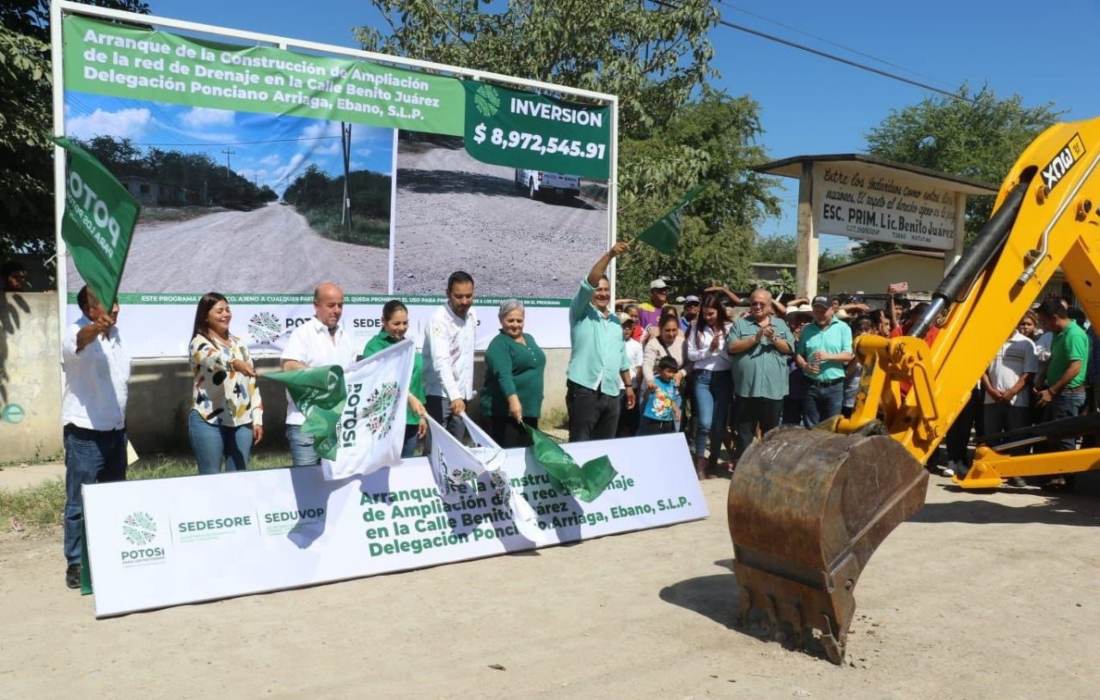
left=567, top=380, right=620, bottom=442
left=490, top=415, right=538, bottom=448
left=638, top=416, right=676, bottom=436
left=945, top=386, right=983, bottom=464
left=734, top=397, right=783, bottom=460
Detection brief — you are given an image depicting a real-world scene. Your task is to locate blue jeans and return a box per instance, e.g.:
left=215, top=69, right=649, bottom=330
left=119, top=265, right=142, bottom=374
left=286, top=423, right=320, bottom=467
left=188, top=410, right=252, bottom=474
left=803, top=379, right=844, bottom=427
left=63, top=425, right=127, bottom=565
left=693, top=369, right=732, bottom=461
left=1044, top=388, right=1087, bottom=452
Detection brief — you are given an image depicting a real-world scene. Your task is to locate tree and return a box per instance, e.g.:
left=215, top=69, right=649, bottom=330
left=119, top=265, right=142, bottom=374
left=616, top=90, right=778, bottom=297
left=356, top=0, right=719, bottom=135
left=0, top=1, right=149, bottom=261
left=854, top=84, right=1060, bottom=260
left=752, top=234, right=797, bottom=264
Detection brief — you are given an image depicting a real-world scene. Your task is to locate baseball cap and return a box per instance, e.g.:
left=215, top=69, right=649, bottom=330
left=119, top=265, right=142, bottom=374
left=683, top=294, right=700, bottom=305
left=811, top=295, right=830, bottom=308
left=650, top=279, right=668, bottom=290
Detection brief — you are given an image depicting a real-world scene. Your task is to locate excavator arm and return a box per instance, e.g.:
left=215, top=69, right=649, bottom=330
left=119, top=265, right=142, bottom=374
left=728, top=117, right=1100, bottom=664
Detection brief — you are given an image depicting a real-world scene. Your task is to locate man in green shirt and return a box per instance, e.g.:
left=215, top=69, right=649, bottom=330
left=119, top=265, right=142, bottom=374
left=1035, top=299, right=1089, bottom=452
left=728, top=288, right=794, bottom=460
left=795, top=295, right=853, bottom=427
left=566, top=242, right=635, bottom=442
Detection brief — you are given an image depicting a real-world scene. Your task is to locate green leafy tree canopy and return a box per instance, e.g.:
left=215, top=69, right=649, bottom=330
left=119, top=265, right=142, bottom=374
left=854, top=84, right=1060, bottom=260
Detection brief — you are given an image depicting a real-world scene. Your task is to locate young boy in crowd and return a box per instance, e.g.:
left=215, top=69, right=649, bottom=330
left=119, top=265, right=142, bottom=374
left=638, top=356, right=682, bottom=436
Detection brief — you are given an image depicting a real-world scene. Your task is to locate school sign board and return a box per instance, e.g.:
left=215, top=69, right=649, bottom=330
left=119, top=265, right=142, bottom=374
left=55, top=5, right=617, bottom=356
left=812, top=161, right=959, bottom=250
left=82, top=434, right=707, bottom=617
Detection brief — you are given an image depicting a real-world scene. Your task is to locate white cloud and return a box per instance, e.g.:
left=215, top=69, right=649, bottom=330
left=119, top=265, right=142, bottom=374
left=67, top=108, right=151, bottom=141
left=273, top=153, right=306, bottom=183
left=259, top=154, right=281, bottom=168
left=301, top=121, right=342, bottom=155
left=354, top=148, right=372, bottom=158
left=180, top=107, right=235, bottom=130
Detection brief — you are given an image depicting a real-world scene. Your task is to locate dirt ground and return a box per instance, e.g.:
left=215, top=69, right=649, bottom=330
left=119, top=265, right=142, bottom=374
left=1, top=475, right=1099, bottom=699
left=392, top=143, right=608, bottom=298
left=66, top=202, right=389, bottom=294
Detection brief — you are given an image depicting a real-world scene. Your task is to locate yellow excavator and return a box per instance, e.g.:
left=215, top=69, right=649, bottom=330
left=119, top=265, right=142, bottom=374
left=728, top=118, right=1100, bottom=664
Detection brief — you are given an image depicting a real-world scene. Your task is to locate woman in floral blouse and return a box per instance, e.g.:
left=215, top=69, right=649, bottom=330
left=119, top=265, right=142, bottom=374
left=188, top=292, right=263, bottom=473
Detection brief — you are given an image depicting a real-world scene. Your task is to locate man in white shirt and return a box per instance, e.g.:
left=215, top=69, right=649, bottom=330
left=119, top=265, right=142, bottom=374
left=61, top=286, right=131, bottom=589
left=982, top=329, right=1039, bottom=446
left=423, top=271, right=477, bottom=441
left=281, top=282, right=358, bottom=466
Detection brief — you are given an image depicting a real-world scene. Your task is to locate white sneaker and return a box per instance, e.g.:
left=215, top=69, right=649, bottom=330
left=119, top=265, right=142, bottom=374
left=939, top=462, right=957, bottom=478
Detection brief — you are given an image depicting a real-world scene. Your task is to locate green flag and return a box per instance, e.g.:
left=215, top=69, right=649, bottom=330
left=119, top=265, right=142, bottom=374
left=634, top=184, right=705, bottom=255
left=522, top=424, right=618, bottom=503
left=265, top=366, right=346, bottom=460
left=52, top=136, right=140, bottom=311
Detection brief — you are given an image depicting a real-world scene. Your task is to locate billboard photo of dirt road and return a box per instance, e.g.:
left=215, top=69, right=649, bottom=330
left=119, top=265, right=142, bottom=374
left=392, top=134, right=608, bottom=298
left=63, top=91, right=395, bottom=296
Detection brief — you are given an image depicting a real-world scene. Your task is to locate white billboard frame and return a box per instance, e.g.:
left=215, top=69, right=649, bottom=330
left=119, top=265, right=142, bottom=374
left=49, top=0, right=619, bottom=368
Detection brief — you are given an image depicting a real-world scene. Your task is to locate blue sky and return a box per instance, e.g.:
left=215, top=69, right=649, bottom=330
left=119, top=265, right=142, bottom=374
left=108, top=1, right=1100, bottom=248
left=63, top=91, right=394, bottom=193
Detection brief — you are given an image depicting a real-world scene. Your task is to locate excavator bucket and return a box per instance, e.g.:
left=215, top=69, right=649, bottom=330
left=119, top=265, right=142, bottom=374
left=728, top=425, right=928, bottom=664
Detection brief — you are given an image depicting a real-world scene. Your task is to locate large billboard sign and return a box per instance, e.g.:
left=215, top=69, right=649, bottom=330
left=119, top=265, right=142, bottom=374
left=56, top=7, right=616, bottom=356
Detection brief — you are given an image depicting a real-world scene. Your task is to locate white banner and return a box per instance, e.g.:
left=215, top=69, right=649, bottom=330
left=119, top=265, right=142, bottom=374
left=321, top=340, right=414, bottom=480
left=66, top=301, right=573, bottom=359
left=83, top=433, right=706, bottom=617
left=812, top=162, right=959, bottom=249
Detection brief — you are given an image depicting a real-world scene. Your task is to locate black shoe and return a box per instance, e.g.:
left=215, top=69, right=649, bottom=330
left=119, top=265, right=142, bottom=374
left=65, top=563, right=81, bottom=589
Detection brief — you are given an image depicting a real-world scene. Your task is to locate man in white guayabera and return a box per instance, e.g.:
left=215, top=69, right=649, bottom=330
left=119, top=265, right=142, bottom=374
left=281, top=282, right=358, bottom=466
left=423, top=271, right=478, bottom=442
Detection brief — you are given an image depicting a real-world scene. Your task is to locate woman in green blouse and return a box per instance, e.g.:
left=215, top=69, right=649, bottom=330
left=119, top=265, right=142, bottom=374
left=361, top=300, right=427, bottom=458
left=481, top=299, right=546, bottom=448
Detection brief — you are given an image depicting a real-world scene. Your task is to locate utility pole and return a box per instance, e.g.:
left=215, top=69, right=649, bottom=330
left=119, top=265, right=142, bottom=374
left=341, top=122, right=352, bottom=230
left=221, top=147, right=235, bottom=179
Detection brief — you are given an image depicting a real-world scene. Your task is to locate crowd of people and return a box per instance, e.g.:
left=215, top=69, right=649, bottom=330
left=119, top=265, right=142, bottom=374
left=55, top=241, right=1096, bottom=588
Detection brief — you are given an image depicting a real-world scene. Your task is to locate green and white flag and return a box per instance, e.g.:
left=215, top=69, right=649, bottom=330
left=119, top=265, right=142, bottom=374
left=53, top=136, right=140, bottom=310
left=426, top=414, right=546, bottom=543
left=634, top=184, right=705, bottom=255
left=266, top=340, right=414, bottom=479
left=522, top=424, right=618, bottom=502
left=264, top=365, right=347, bottom=461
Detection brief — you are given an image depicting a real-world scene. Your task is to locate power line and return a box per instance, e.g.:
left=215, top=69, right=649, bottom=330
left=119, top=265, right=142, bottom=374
left=716, top=0, right=946, bottom=85
left=135, top=136, right=340, bottom=147
left=651, top=0, right=974, bottom=104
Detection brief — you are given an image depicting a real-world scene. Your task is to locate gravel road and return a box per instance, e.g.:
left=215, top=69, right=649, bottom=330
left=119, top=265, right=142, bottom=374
left=392, top=144, right=608, bottom=297
left=66, top=202, right=389, bottom=295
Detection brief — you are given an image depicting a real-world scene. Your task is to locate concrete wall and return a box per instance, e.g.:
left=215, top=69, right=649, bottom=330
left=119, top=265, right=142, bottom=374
left=0, top=293, right=572, bottom=460
left=1, top=292, right=62, bottom=463
left=824, top=256, right=945, bottom=296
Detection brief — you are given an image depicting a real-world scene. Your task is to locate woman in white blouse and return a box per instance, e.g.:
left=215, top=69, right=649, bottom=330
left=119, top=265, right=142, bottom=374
left=685, top=294, right=733, bottom=479
left=188, top=292, right=263, bottom=474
